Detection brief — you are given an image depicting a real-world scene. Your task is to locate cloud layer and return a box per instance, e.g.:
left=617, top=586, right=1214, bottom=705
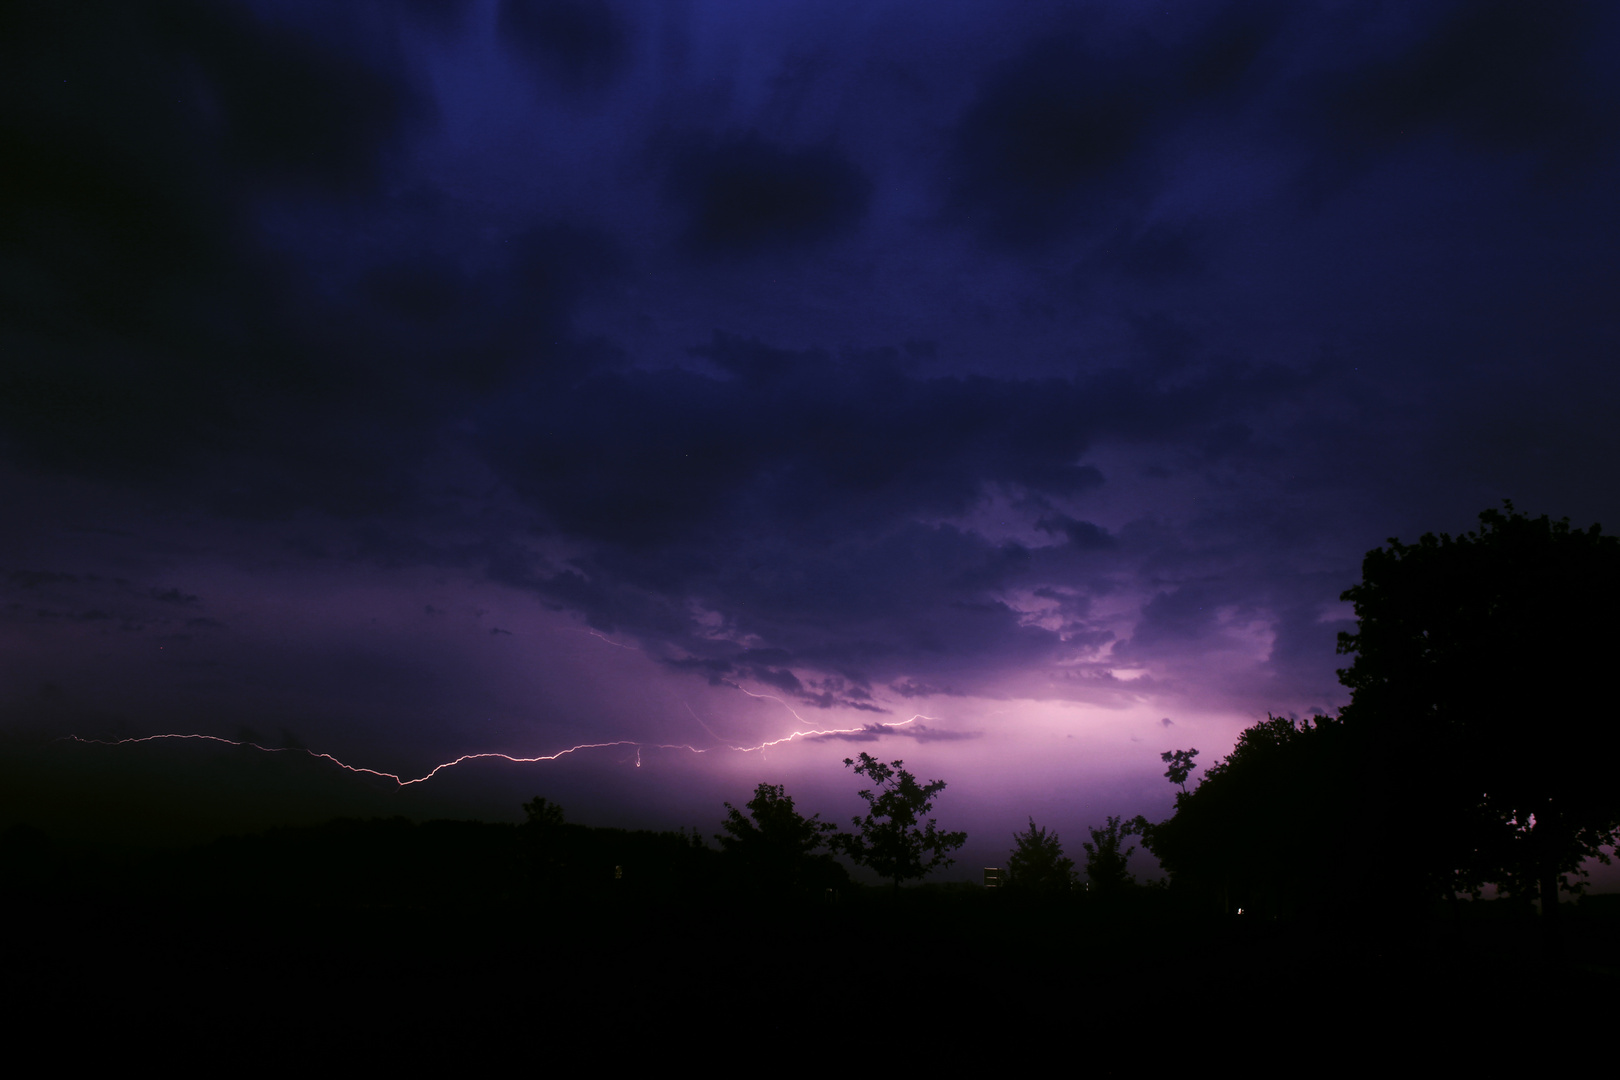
left=4, top=3, right=1618, bottom=829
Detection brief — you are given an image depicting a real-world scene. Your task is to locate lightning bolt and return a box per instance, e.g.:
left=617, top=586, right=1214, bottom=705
left=685, top=701, right=725, bottom=742
left=60, top=687, right=935, bottom=788
left=732, top=684, right=812, bottom=725
left=58, top=732, right=651, bottom=787
left=585, top=630, right=633, bottom=649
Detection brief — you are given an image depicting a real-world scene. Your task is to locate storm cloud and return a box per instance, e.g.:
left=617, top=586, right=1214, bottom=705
left=4, top=1, right=1618, bottom=848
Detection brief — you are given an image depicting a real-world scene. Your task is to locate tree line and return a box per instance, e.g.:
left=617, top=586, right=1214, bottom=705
left=1139, top=504, right=1620, bottom=956
left=6, top=505, right=1611, bottom=935
left=703, top=502, right=1620, bottom=944
left=708, top=505, right=1620, bottom=924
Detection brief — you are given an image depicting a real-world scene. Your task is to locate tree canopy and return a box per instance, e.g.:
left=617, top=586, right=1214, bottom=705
left=1146, top=506, right=1620, bottom=925
left=832, top=753, right=966, bottom=887
left=717, top=782, right=843, bottom=895
left=1143, top=716, right=1357, bottom=915
left=1160, top=749, right=1199, bottom=793
left=1081, top=814, right=1148, bottom=896
left=1337, top=503, right=1620, bottom=910
left=1005, top=818, right=1074, bottom=896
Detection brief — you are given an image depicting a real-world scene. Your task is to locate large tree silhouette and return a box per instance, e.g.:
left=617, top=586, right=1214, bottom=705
left=1081, top=815, right=1145, bottom=897
left=832, top=754, right=966, bottom=887
left=1337, top=503, right=1620, bottom=941
left=1143, top=716, right=1355, bottom=916
left=1005, top=818, right=1075, bottom=896
left=717, top=782, right=842, bottom=896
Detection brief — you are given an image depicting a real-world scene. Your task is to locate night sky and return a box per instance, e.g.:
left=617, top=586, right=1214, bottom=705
left=5, top=1, right=1619, bottom=877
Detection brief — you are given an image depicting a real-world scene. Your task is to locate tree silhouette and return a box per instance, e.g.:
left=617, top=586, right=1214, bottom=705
left=1142, top=716, right=1356, bottom=916
left=522, top=795, right=570, bottom=890
left=1005, top=817, right=1074, bottom=895
left=1160, top=748, right=1199, bottom=793
left=717, top=782, right=841, bottom=895
left=523, top=796, right=566, bottom=829
left=832, top=753, right=966, bottom=887
left=1337, top=503, right=1620, bottom=946
left=1081, top=814, right=1147, bottom=896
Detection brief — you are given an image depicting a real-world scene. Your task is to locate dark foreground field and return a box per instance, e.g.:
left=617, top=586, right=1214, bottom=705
left=4, top=818, right=1616, bottom=1069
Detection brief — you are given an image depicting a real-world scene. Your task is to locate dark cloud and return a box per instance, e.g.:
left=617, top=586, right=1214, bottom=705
left=538, top=521, right=1068, bottom=697
left=810, top=722, right=979, bottom=744
left=889, top=680, right=964, bottom=699
left=0, top=0, right=428, bottom=505
left=498, top=0, right=631, bottom=96
left=481, top=332, right=1111, bottom=545
left=947, top=4, right=1283, bottom=246
left=7, top=571, right=80, bottom=590
left=1319, top=0, right=1612, bottom=161
left=398, top=0, right=478, bottom=34
left=1124, top=586, right=1229, bottom=651
left=1036, top=516, right=1116, bottom=551
left=948, top=39, right=1154, bottom=245
left=665, top=134, right=872, bottom=256
left=1087, top=224, right=1206, bottom=284
left=4, top=1, right=1620, bottom=826
left=664, top=656, right=735, bottom=685
left=454, top=311, right=1340, bottom=702
left=745, top=663, right=804, bottom=696
left=486, top=327, right=1310, bottom=555
left=361, top=255, right=475, bottom=330
left=150, top=588, right=200, bottom=606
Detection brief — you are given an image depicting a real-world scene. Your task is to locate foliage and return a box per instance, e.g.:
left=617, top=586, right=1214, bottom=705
left=522, top=796, right=570, bottom=888
left=1081, top=814, right=1147, bottom=895
left=520, top=796, right=721, bottom=898
left=1144, top=505, right=1620, bottom=926
left=1160, top=749, right=1199, bottom=793
left=832, top=753, right=967, bottom=887
left=717, top=782, right=842, bottom=895
left=1005, top=818, right=1074, bottom=895
left=1142, top=717, right=1357, bottom=915
left=1336, top=503, right=1620, bottom=909
left=523, top=797, right=566, bottom=829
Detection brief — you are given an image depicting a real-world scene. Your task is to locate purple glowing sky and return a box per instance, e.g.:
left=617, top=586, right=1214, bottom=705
left=4, top=1, right=1619, bottom=877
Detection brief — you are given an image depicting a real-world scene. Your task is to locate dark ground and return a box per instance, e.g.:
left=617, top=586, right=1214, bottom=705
left=3, top=819, right=1616, bottom=1068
